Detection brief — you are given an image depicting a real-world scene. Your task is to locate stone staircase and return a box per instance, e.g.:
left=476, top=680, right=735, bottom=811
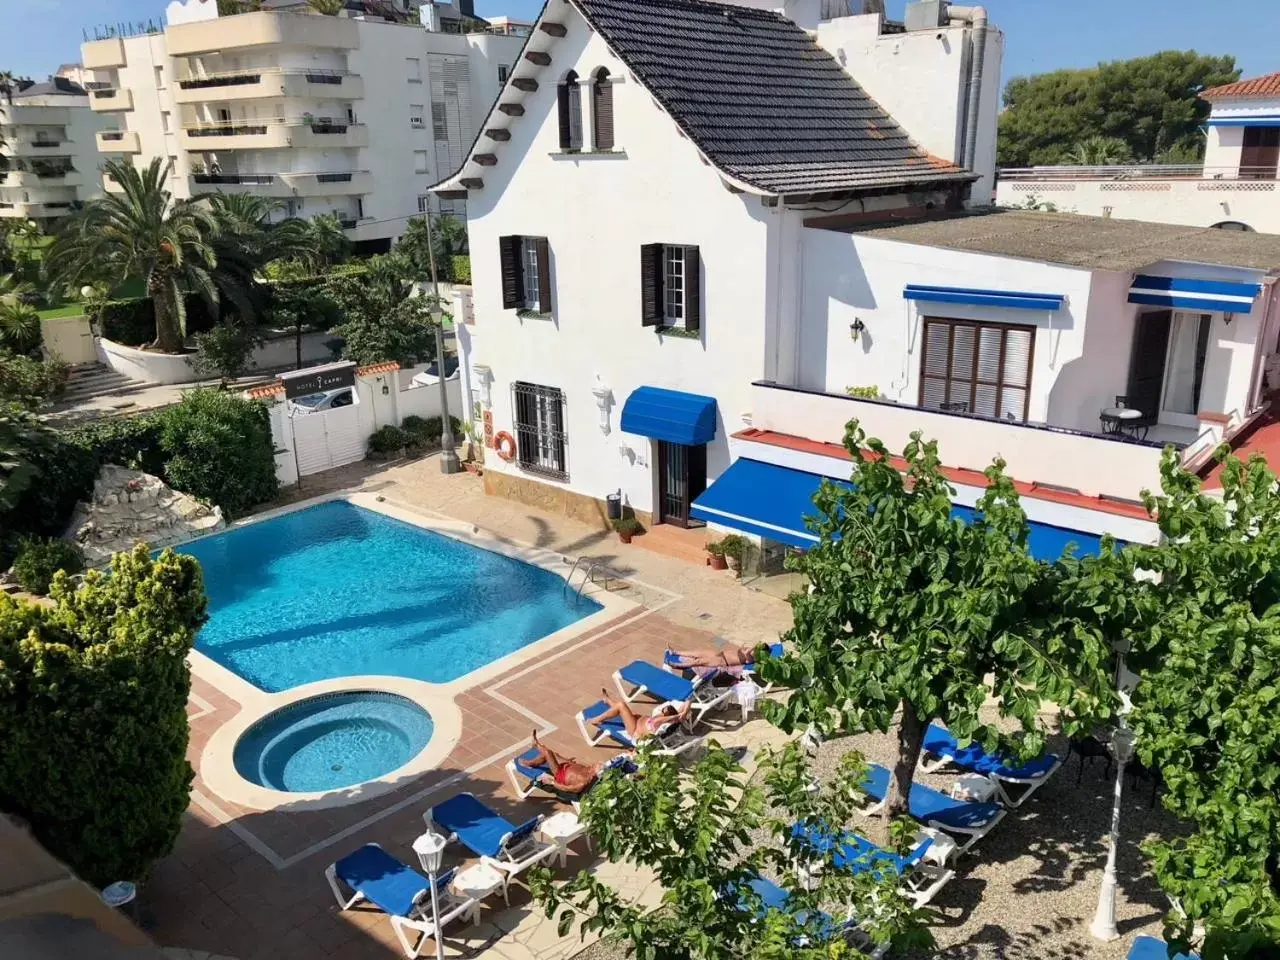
left=59, top=362, right=148, bottom=404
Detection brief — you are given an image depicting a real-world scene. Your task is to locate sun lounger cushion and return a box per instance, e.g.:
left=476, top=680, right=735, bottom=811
left=333, top=844, right=452, bottom=919
left=1128, top=935, right=1198, bottom=960
left=431, top=793, right=540, bottom=860
left=860, top=764, right=1003, bottom=831
left=793, top=824, right=931, bottom=879
left=923, top=724, right=1060, bottom=780
left=663, top=643, right=785, bottom=674
left=618, top=660, right=694, bottom=701
left=580, top=699, right=638, bottom=747
left=513, top=749, right=635, bottom=786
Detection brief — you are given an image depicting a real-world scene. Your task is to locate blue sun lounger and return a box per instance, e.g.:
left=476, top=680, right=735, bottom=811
left=505, top=748, right=635, bottom=807
left=663, top=642, right=785, bottom=693
left=574, top=698, right=702, bottom=755
left=425, top=793, right=558, bottom=902
left=612, top=659, right=733, bottom=724
left=733, top=876, right=882, bottom=956
left=919, top=723, right=1063, bottom=807
left=858, top=763, right=1006, bottom=854
left=791, top=823, right=954, bottom=907
left=324, top=843, right=479, bottom=958
left=1128, top=935, right=1199, bottom=960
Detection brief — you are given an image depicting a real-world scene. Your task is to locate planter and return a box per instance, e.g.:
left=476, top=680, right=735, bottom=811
left=464, top=461, right=483, bottom=476
left=618, top=531, right=634, bottom=544
left=707, top=553, right=727, bottom=570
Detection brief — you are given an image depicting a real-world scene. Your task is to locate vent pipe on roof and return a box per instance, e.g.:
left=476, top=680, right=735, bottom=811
left=947, top=3, right=988, bottom=170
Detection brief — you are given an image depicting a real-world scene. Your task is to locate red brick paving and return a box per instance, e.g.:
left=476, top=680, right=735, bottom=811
left=153, top=608, right=729, bottom=959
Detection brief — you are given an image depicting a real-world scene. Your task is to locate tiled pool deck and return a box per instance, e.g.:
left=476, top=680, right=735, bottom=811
left=151, top=456, right=794, bottom=960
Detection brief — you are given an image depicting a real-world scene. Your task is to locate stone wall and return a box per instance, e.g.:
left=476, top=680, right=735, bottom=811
left=64, top=466, right=225, bottom=566
left=482, top=471, right=653, bottom=530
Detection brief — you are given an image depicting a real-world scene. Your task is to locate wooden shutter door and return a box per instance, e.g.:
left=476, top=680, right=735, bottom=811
left=683, top=246, right=701, bottom=333
left=535, top=237, right=552, bottom=314
left=919, top=321, right=952, bottom=410
left=640, top=243, right=663, bottom=326
left=557, top=83, right=571, bottom=150
left=499, top=235, right=523, bottom=309
left=592, top=74, right=614, bottom=150
left=1241, top=127, right=1280, bottom=179
left=1126, top=310, right=1172, bottom=425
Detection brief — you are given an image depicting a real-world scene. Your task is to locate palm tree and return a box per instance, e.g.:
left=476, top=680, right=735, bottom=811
left=302, top=213, right=352, bottom=271
left=0, top=71, right=15, bottom=105
left=1069, top=136, right=1133, bottom=166
left=0, top=272, right=33, bottom=305
left=0, top=300, right=40, bottom=355
left=47, top=158, right=219, bottom=353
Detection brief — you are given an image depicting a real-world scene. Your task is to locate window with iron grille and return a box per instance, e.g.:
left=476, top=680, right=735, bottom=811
left=663, top=245, right=685, bottom=326
left=919, top=318, right=1034, bottom=422
left=513, top=382, right=567, bottom=480
left=521, top=238, right=540, bottom=309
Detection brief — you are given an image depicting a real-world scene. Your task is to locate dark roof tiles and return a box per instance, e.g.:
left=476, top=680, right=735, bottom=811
left=571, top=0, right=973, bottom=195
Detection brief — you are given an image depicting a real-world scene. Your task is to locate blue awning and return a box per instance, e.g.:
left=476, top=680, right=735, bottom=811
left=904, top=284, right=1066, bottom=311
left=692, top=458, right=1110, bottom=559
left=1206, top=115, right=1280, bottom=127
left=619, top=386, right=717, bottom=445
left=1128, top=274, right=1261, bottom=313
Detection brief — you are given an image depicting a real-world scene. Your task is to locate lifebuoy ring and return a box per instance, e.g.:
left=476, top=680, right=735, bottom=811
left=494, top=431, right=517, bottom=462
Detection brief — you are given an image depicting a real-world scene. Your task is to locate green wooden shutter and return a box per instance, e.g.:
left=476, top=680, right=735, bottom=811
left=499, top=235, right=522, bottom=309
left=683, top=246, right=701, bottom=334
left=640, top=243, right=663, bottom=326
left=535, top=237, right=552, bottom=314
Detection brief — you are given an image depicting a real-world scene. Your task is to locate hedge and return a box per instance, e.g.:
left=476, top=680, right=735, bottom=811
left=450, top=255, right=472, bottom=285
left=97, top=295, right=219, bottom=348
left=0, top=546, right=206, bottom=885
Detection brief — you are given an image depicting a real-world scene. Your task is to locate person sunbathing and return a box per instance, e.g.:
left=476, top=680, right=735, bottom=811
left=528, top=732, right=619, bottom=796
left=667, top=644, right=759, bottom=676
left=590, top=689, right=691, bottom=743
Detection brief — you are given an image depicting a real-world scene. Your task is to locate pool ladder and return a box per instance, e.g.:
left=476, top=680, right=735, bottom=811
left=564, top=556, right=617, bottom=601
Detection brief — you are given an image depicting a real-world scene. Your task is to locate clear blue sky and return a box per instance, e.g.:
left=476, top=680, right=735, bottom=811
left=1, top=0, right=1276, bottom=88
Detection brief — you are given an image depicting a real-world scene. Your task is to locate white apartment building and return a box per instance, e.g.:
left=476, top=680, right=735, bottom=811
left=996, top=71, right=1280, bottom=235
left=440, top=0, right=1280, bottom=561
left=0, top=78, right=110, bottom=228
left=80, top=0, right=525, bottom=249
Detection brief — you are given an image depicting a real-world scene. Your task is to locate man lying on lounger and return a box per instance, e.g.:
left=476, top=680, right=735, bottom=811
left=590, top=689, right=692, bottom=744
left=528, top=731, right=630, bottom=796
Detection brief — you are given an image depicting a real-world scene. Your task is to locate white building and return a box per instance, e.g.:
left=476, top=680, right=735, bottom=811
left=996, top=71, right=1280, bottom=235
left=441, top=0, right=1280, bottom=560
left=79, top=0, right=525, bottom=249
left=0, top=78, right=110, bottom=228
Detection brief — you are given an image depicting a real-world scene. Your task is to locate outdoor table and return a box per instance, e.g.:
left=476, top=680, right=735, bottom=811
left=539, top=811, right=589, bottom=866
left=950, top=773, right=999, bottom=803
left=1099, top=406, right=1147, bottom=439
left=451, top=861, right=504, bottom=920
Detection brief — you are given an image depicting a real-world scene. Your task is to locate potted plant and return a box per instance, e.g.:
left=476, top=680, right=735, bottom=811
left=612, top=516, right=643, bottom=544
left=718, top=534, right=748, bottom=576
left=706, top=540, right=728, bottom=570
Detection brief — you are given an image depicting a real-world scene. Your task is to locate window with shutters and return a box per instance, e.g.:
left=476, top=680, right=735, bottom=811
left=663, top=246, right=685, bottom=326
left=1240, top=127, right=1280, bottom=180
left=591, top=68, right=614, bottom=150
left=499, top=236, right=551, bottom=314
left=558, top=71, right=583, bottom=152
left=409, top=104, right=424, bottom=129
left=919, top=318, right=1033, bottom=422
left=641, top=244, right=701, bottom=335
left=512, top=381, right=568, bottom=480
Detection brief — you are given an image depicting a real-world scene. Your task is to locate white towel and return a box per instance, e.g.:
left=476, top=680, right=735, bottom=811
left=735, top=678, right=760, bottom=716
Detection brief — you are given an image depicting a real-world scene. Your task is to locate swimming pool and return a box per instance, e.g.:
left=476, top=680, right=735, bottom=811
left=182, top=500, right=602, bottom=693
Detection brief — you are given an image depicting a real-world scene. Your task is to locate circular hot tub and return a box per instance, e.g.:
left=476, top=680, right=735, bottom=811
left=233, top=692, right=434, bottom=793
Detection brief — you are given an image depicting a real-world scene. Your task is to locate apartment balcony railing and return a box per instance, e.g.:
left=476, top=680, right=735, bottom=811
left=95, top=130, right=140, bottom=153
left=165, top=10, right=359, bottom=57
left=173, top=68, right=363, bottom=104
left=0, top=169, right=82, bottom=188
left=89, top=87, right=133, bottom=112
left=179, top=118, right=366, bottom=150
left=0, top=139, right=74, bottom=158
left=192, top=172, right=276, bottom=185
left=188, top=170, right=371, bottom=197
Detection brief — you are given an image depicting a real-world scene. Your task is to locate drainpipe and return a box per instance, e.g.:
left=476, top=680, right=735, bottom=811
left=947, top=4, right=988, bottom=170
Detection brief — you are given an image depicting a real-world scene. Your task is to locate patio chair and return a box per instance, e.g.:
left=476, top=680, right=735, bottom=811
left=324, top=842, right=479, bottom=959
left=574, top=698, right=703, bottom=755
left=791, top=823, right=954, bottom=907
left=612, top=659, right=734, bottom=725
left=505, top=749, right=635, bottom=807
left=424, top=793, right=558, bottom=902
left=919, top=723, right=1063, bottom=807
left=857, top=763, right=1006, bottom=855
left=1127, top=935, right=1199, bottom=960
left=662, top=642, right=785, bottom=694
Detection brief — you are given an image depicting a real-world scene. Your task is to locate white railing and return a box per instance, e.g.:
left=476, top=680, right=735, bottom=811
left=998, top=164, right=1277, bottom=182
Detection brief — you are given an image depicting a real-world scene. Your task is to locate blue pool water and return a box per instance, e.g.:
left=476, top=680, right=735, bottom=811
left=181, top=501, right=601, bottom=692
left=234, top=692, right=433, bottom=792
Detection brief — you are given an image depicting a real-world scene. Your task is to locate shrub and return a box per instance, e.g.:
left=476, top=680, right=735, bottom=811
left=450, top=254, right=472, bottom=285
left=0, top=353, right=68, bottom=409
left=11, top=536, right=84, bottom=594
left=0, top=412, right=98, bottom=552
left=158, top=390, right=278, bottom=518
left=400, top=415, right=463, bottom=449
left=705, top=540, right=726, bottom=558
left=64, top=415, right=166, bottom=477
left=612, top=516, right=644, bottom=537
left=717, top=533, right=749, bottom=561
left=846, top=385, right=881, bottom=399
left=0, top=545, right=206, bottom=886
left=368, top=424, right=410, bottom=455
left=97, top=295, right=218, bottom=347
left=192, top=323, right=265, bottom=385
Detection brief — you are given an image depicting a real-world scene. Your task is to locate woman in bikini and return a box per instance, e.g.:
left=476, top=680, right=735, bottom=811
left=666, top=644, right=758, bottom=678
left=527, top=731, right=619, bottom=796
left=590, top=689, right=692, bottom=743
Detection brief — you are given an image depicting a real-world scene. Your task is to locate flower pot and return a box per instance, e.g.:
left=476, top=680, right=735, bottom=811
left=464, top=461, right=481, bottom=476
left=619, top=531, right=634, bottom=544
left=707, top=553, right=727, bottom=570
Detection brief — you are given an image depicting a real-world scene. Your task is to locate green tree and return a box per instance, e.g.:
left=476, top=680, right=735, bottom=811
left=1069, top=135, right=1133, bottom=166
left=998, top=52, right=1238, bottom=166
left=533, top=741, right=933, bottom=959
left=757, top=423, right=1115, bottom=831
left=396, top=215, right=468, bottom=282
left=265, top=281, right=343, bottom=369
left=0, top=545, right=206, bottom=886
left=192, top=322, right=265, bottom=387
left=0, top=299, right=40, bottom=354
left=301, top=212, right=352, bottom=270
left=0, top=352, right=67, bottom=408
left=327, top=253, right=438, bottom=366
left=0, top=402, right=51, bottom=512
left=47, top=158, right=220, bottom=353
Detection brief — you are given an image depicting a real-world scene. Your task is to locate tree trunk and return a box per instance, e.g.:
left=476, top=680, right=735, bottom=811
left=150, top=276, right=183, bottom=354
left=882, top=698, right=927, bottom=845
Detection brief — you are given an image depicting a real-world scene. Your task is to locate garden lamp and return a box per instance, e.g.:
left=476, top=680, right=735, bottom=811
left=412, top=832, right=448, bottom=960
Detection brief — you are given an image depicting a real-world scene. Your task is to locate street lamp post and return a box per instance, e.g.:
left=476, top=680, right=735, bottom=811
left=1091, top=652, right=1136, bottom=943
left=423, top=212, right=460, bottom=474
left=412, top=831, right=448, bottom=960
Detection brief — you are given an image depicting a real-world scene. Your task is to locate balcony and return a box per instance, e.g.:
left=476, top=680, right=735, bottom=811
left=279, top=170, right=372, bottom=196
left=82, top=37, right=127, bottom=69
left=96, top=130, right=140, bottom=153
left=89, top=87, right=133, bottom=112
left=290, top=122, right=368, bottom=149
left=0, top=139, right=74, bottom=158
left=172, top=69, right=363, bottom=104
left=189, top=172, right=286, bottom=197
left=178, top=119, right=366, bottom=151
left=0, top=200, right=78, bottom=219
left=996, top=164, right=1280, bottom=233
left=0, top=105, right=72, bottom=126
left=165, top=11, right=359, bottom=56
left=0, top=169, right=83, bottom=188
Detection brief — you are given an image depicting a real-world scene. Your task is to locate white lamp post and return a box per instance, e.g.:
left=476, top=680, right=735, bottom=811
left=422, top=213, right=460, bottom=475
left=1091, top=652, right=1136, bottom=943
left=412, top=831, right=448, bottom=960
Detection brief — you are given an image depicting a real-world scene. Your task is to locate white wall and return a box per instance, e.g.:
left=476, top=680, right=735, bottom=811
left=464, top=9, right=777, bottom=514
left=0, top=95, right=110, bottom=218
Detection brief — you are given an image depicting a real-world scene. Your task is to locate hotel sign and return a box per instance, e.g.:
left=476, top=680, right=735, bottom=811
left=281, top=362, right=357, bottom=400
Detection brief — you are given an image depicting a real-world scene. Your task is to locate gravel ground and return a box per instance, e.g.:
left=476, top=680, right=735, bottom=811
left=572, top=719, right=1182, bottom=959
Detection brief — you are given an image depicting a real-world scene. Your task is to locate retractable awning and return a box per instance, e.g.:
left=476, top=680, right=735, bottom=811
left=1127, top=274, right=1261, bottom=313
left=904, top=284, right=1066, bottom=311
left=690, top=459, right=844, bottom=548
left=1206, top=115, right=1280, bottom=127
left=619, top=386, right=717, bottom=445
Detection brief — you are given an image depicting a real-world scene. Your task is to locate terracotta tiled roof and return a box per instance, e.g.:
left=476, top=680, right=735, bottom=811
left=1201, top=71, right=1280, bottom=102
left=247, top=383, right=285, bottom=400
left=245, top=361, right=400, bottom=401
left=359, top=361, right=400, bottom=377
left=1201, top=412, right=1280, bottom=490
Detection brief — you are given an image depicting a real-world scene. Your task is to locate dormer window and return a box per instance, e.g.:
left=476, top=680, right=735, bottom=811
left=558, top=71, right=583, bottom=152
left=591, top=68, right=614, bottom=150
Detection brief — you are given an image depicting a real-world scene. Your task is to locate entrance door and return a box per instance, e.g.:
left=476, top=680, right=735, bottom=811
left=1240, top=127, right=1280, bottom=180
left=1160, top=310, right=1213, bottom=427
left=657, top=441, right=706, bottom=527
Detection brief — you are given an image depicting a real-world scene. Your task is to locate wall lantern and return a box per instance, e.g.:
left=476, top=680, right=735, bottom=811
left=381, top=382, right=390, bottom=396
left=472, top=363, right=493, bottom=408
left=850, top=318, right=867, bottom=342
left=591, top=375, right=614, bottom=436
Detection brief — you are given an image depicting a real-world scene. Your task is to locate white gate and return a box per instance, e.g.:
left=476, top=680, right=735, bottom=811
left=291, top=403, right=364, bottom=477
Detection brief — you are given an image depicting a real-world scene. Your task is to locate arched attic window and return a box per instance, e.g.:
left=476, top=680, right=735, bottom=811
left=592, top=67, right=614, bottom=151
left=557, top=70, right=583, bottom=152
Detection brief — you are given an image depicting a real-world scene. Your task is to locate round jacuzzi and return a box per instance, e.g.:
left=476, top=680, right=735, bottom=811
left=233, top=692, right=434, bottom=793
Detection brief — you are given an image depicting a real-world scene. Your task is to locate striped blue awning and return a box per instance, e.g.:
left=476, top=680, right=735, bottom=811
left=1206, top=115, right=1280, bottom=127
left=1128, top=274, right=1261, bottom=313
left=903, top=284, right=1066, bottom=311
left=619, top=386, right=717, bottom=445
